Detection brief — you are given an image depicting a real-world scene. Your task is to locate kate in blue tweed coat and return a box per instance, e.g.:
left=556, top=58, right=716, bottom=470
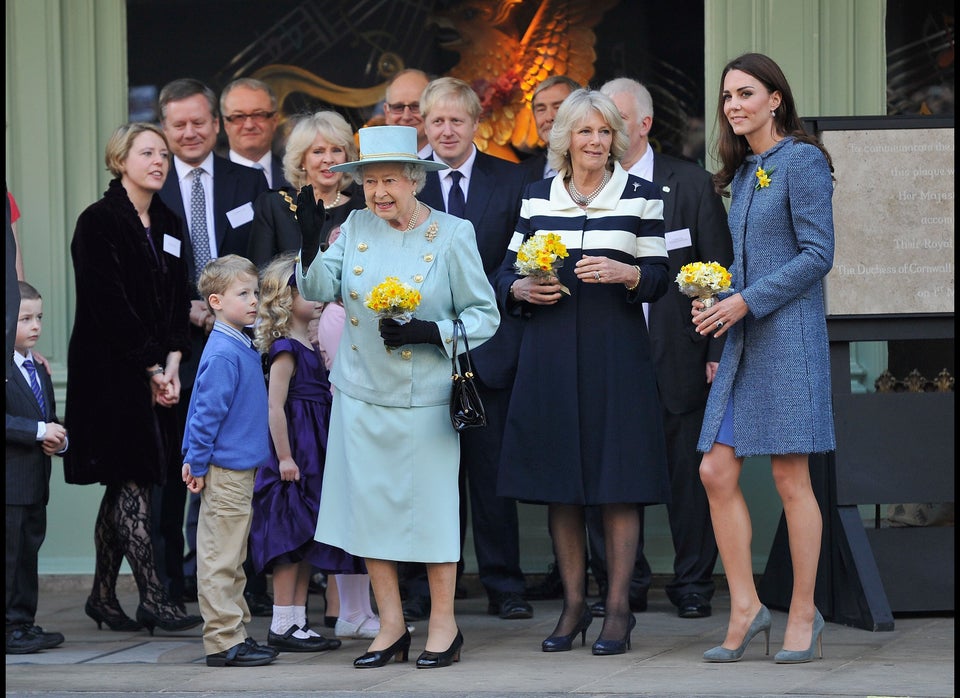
left=692, top=54, right=835, bottom=665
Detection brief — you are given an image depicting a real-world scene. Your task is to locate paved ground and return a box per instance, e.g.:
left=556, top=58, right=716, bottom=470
left=5, top=577, right=954, bottom=697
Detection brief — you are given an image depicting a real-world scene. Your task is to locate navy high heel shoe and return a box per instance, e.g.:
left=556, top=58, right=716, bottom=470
left=353, top=629, right=411, bottom=668
left=542, top=606, right=593, bottom=652
left=703, top=605, right=772, bottom=662
left=774, top=609, right=824, bottom=664
left=416, top=629, right=463, bottom=668
left=591, top=614, right=636, bottom=655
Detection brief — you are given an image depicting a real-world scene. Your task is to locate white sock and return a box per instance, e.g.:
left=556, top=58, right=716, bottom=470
left=271, top=605, right=294, bottom=635
left=336, top=574, right=377, bottom=625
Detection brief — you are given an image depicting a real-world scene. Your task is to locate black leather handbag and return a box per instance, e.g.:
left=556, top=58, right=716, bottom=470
left=449, top=318, right=486, bottom=431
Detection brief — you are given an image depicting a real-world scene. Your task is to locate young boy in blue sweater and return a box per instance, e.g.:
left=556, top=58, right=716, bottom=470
left=181, top=255, right=274, bottom=668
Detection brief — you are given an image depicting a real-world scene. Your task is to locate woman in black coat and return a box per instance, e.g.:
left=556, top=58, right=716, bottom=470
left=64, top=123, right=200, bottom=635
left=246, top=110, right=365, bottom=269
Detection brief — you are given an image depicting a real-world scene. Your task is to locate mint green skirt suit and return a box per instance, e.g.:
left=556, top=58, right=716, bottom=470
left=298, top=206, right=499, bottom=562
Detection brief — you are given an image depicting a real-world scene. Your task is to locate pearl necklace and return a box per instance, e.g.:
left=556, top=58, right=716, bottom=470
left=568, top=169, right=611, bottom=206
left=320, top=190, right=341, bottom=209
left=405, top=200, right=422, bottom=231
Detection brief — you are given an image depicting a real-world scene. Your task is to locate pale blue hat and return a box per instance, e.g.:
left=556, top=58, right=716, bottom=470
left=330, top=125, right=448, bottom=173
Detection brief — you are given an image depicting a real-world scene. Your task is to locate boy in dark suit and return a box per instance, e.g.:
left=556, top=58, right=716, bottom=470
left=5, top=281, right=67, bottom=654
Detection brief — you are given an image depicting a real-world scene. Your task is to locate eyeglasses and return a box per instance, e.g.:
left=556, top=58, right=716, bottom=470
left=223, top=111, right=277, bottom=124
left=386, top=102, right=420, bottom=115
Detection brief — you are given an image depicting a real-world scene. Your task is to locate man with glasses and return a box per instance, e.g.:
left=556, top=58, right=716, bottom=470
left=383, top=68, right=432, bottom=158
left=156, top=78, right=268, bottom=613
left=220, top=78, right=290, bottom=190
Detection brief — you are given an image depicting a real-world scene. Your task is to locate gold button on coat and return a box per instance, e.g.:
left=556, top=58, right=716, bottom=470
left=350, top=317, right=359, bottom=326
left=414, top=274, right=424, bottom=283
left=401, top=350, right=412, bottom=360
left=424, top=254, right=434, bottom=262
left=349, top=290, right=359, bottom=299
left=353, top=266, right=363, bottom=275
left=357, top=243, right=368, bottom=252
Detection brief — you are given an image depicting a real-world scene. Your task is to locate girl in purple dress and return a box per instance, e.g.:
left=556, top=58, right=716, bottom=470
left=251, top=252, right=371, bottom=652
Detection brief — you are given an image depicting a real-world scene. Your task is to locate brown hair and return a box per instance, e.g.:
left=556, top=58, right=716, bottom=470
left=711, top=53, right=832, bottom=196
left=197, top=254, right=259, bottom=313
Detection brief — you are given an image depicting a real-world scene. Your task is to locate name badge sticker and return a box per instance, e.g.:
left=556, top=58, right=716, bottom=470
left=163, top=234, right=182, bottom=257
left=226, top=202, right=255, bottom=228
left=664, top=228, right=692, bottom=251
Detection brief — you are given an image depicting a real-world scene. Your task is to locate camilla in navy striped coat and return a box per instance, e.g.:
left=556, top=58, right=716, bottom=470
left=494, top=89, right=670, bottom=654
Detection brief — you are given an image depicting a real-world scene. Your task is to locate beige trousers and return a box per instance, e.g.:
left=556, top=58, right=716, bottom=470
left=197, top=465, right=256, bottom=654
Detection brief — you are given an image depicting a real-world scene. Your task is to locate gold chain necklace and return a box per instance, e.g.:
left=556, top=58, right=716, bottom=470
left=405, top=200, right=422, bottom=231
left=568, top=169, right=611, bottom=206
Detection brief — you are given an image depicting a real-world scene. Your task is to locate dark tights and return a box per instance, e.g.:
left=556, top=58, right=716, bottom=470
left=548, top=502, right=639, bottom=642
left=90, top=481, right=184, bottom=618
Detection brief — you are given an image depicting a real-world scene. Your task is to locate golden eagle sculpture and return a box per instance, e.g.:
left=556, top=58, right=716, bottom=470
left=431, top=0, right=618, bottom=161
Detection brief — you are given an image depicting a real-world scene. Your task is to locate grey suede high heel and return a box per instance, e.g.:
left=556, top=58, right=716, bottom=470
left=703, top=605, right=771, bottom=662
left=774, top=609, right=824, bottom=664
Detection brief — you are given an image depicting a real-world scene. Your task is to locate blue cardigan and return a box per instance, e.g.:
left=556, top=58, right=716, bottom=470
left=182, top=322, right=270, bottom=477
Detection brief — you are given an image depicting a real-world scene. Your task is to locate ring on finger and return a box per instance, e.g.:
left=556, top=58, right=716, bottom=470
left=716, top=320, right=724, bottom=329
left=594, top=271, right=601, bottom=281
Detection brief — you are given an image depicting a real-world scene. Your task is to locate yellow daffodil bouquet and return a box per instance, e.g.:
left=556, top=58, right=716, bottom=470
left=676, top=261, right=732, bottom=308
left=365, top=276, right=421, bottom=323
left=514, top=232, right=571, bottom=295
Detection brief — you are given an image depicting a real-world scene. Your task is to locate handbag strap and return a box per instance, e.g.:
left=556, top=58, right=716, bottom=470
left=451, top=318, right=475, bottom=376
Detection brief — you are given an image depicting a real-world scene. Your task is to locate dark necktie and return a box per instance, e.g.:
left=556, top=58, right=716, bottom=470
left=447, top=170, right=466, bottom=218
left=23, top=358, right=46, bottom=415
left=189, top=168, right=212, bottom=282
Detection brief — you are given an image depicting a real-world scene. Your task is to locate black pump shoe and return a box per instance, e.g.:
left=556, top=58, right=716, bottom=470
left=416, top=629, right=463, bottom=668
left=542, top=607, right=593, bottom=652
left=353, top=630, right=411, bottom=668
left=592, top=614, right=637, bottom=656
left=135, top=604, right=202, bottom=636
left=85, top=597, right=142, bottom=631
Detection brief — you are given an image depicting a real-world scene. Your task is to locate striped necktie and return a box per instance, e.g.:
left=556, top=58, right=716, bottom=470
left=23, top=358, right=46, bottom=415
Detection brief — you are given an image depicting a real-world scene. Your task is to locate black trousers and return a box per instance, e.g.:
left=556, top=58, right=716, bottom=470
left=5, top=503, right=45, bottom=627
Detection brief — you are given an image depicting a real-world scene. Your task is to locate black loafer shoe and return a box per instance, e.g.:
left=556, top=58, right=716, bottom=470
left=243, top=591, right=273, bottom=618
left=267, top=625, right=341, bottom=652
left=629, top=590, right=648, bottom=613
left=523, top=563, right=564, bottom=600
left=402, top=595, right=430, bottom=622
left=25, top=625, right=64, bottom=650
left=246, top=636, right=279, bottom=657
left=6, top=626, right=49, bottom=654
left=677, top=593, right=712, bottom=618
left=206, top=639, right=277, bottom=667
left=488, top=592, right=533, bottom=620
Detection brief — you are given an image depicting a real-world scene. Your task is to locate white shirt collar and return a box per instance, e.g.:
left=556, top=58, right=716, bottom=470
left=435, top=145, right=477, bottom=182
left=175, top=152, right=215, bottom=182
left=229, top=150, right=272, bottom=184
left=626, top=146, right=654, bottom=182
left=13, top=349, right=33, bottom=369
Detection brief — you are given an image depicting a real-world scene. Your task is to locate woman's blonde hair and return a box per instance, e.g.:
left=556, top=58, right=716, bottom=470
left=104, top=122, right=169, bottom=178
left=283, top=111, right=357, bottom=191
left=254, top=252, right=300, bottom=353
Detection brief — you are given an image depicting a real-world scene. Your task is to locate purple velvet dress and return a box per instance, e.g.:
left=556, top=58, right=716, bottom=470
left=250, top=337, right=365, bottom=574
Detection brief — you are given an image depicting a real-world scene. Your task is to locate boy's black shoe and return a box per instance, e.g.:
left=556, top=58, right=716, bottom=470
left=487, top=591, right=534, bottom=619
left=6, top=624, right=63, bottom=654
left=206, top=638, right=277, bottom=667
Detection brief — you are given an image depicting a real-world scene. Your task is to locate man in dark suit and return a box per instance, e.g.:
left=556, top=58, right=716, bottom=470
left=157, top=78, right=269, bottom=611
left=220, top=78, right=290, bottom=191
left=398, top=77, right=533, bottom=622
left=518, top=75, right=581, bottom=183
left=587, top=77, right=731, bottom=619
left=6, top=281, right=66, bottom=654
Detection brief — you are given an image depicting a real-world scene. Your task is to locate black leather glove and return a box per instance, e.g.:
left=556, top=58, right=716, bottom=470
left=296, top=185, right=325, bottom=270
left=379, top=317, right=442, bottom=349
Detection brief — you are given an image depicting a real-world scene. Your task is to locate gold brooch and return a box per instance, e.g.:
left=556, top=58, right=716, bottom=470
left=281, top=191, right=296, bottom=212
left=425, top=222, right=439, bottom=242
